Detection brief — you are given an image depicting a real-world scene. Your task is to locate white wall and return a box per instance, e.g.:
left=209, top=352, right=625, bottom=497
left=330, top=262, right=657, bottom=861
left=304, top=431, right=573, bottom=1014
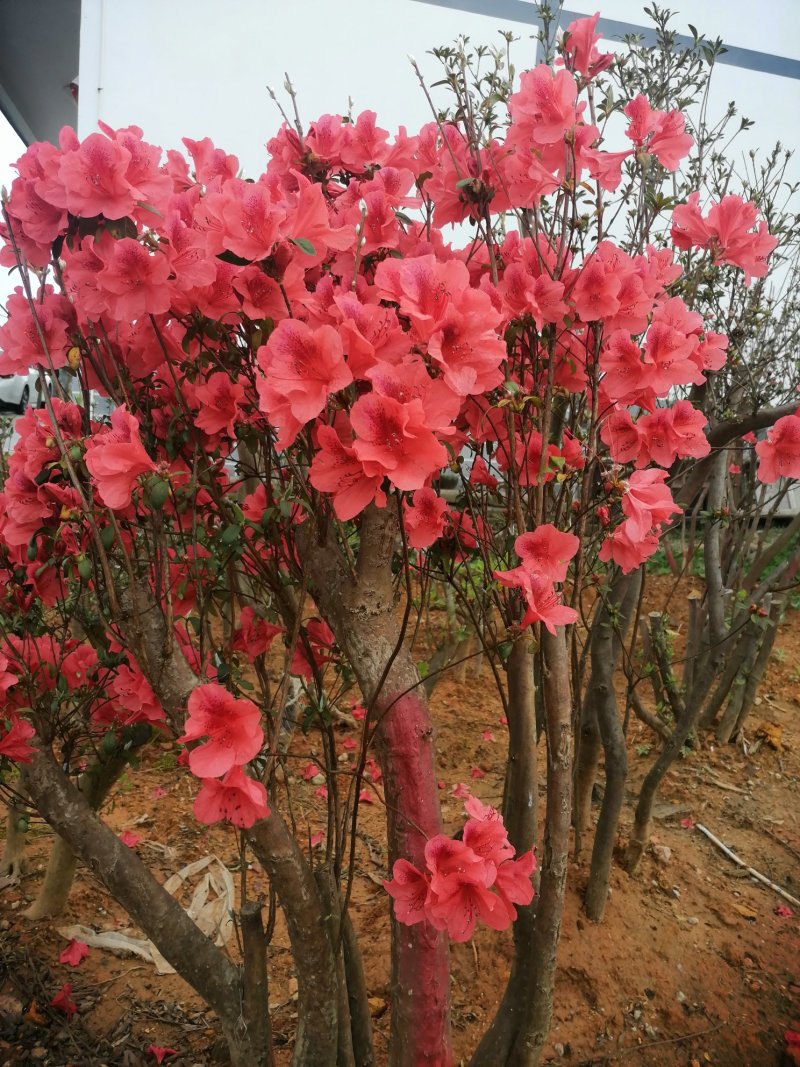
left=77, top=0, right=800, bottom=183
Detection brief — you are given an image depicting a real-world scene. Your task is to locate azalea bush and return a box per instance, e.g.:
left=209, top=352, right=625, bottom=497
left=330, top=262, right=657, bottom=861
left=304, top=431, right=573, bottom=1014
left=0, top=8, right=798, bottom=1067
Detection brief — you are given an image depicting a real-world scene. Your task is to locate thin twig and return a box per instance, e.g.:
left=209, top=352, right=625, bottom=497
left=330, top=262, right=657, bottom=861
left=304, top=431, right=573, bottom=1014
left=696, top=823, right=800, bottom=908
left=609, top=1021, right=725, bottom=1061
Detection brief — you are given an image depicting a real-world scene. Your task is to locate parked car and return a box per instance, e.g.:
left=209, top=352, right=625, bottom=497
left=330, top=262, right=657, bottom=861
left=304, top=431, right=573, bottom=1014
left=0, top=370, right=37, bottom=413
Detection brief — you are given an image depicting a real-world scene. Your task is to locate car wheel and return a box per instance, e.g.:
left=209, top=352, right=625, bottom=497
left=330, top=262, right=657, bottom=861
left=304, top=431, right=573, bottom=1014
left=17, top=385, right=29, bottom=413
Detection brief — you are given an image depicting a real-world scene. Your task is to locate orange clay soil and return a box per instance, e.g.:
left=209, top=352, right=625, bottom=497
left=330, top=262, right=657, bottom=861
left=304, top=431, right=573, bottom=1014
left=1, top=580, right=799, bottom=1066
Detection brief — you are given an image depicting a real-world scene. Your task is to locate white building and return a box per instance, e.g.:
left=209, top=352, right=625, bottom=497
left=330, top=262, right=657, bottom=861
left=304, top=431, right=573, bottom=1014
left=2, top=1, right=800, bottom=178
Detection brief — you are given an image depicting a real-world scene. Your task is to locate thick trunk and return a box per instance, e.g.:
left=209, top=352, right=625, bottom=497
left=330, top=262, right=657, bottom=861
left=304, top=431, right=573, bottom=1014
left=24, top=748, right=257, bottom=1067
left=470, top=638, right=539, bottom=1067
left=118, top=587, right=338, bottom=1067
left=240, top=902, right=275, bottom=1067
left=27, top=747, right=139, bottom=919
left=247, top=815, right=339, bottom=1067
left=583, top=571, right=640, bottom=922
left=0, top=775, right=29, bottom=884
left=470, top=627, right=573, bottom=1067
left=298, top=507, right=451, bottom=1067
left=315, top=866, right=356, bottom=1067
left=510, top=628, right=574, bottom=1066
left=572, top=702, right=600, bottom=860
left=342, top=910, right=376, bottom=1067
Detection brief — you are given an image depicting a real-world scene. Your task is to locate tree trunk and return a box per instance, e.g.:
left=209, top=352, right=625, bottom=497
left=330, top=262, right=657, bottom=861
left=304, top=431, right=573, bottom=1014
left=342, top=909, right=376, bottom=1067
left=0, top=774, right=29, bottom=884
left=470, top=627, right=574, bottom=1067
left=26, top=746, right=140, bottom=919
left=247, top=816, right=339, bottom=1067
left=298, top=507, right=451, bottom=1067
left=470, top=637, right=539, bottom=1066
left=240, top=901, right=275, bottom=1067
left=24, top=747, right=258, bottom=1067
left=583, top=571, right=640, bottom=922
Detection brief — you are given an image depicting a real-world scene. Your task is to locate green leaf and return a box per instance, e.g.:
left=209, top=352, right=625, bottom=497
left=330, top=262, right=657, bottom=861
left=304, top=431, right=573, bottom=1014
left=290, top=236, right=316, bottom=256
left=220, top=523, right=242, bottom=545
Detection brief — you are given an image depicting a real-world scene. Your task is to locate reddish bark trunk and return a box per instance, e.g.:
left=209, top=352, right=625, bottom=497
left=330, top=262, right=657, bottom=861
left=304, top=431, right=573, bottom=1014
left=298, top=507, right=452, bottom=1067
left=24, top=748, right=258, bottom=1067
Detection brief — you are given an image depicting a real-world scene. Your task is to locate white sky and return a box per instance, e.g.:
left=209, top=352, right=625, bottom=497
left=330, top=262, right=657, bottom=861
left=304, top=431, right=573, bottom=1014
left=1, top=0, right=799, bottom=309
left=0, top=114, right=24, bottom=307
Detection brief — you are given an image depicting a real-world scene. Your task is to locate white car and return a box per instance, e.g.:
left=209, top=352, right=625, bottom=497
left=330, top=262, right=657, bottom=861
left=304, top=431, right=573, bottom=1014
left=0, top=370, right=37, bottom=413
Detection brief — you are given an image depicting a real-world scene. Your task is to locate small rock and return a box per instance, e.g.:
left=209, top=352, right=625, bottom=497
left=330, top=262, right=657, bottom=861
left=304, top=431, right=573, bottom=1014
left=653, top=845, right=672, bottom=866
left=0, top=993, right=22, bottom=1023
left=368, top=996, right=387, bottom=1018
left=554, top=1043, right=565, bottom=1056
left=288, top=977, right=299, bottom=997
left=686, top=916, right=699, bottom=925
left=676, top=990, right=686, bottom=1003
left=30, top=1049, right=47, bottom=1061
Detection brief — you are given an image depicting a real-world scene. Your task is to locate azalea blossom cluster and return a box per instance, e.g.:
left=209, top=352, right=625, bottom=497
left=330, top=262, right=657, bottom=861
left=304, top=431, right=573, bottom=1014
left=178, top=683, right=270, bottom=829
left=384, top=795, right=536, bottom=942
left=0, top=13, right=781, bottom=811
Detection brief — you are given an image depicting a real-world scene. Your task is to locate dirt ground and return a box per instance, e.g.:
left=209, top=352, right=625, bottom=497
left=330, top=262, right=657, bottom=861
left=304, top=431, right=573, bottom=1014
left=1, top=580, right=799, bottom=1066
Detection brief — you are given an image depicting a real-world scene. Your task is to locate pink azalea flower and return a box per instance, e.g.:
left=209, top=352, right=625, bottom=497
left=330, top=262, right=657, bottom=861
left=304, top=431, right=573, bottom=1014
left=755, top=414, right=800, bottom=484
left=105, top=663, right=166, bottom=727
left=0, top=718, right=36, bottom=763
left=601, top=409, right=641, bottom=464
left=280, top=177, right=353, bottom=265
left=671, top=192, right=778, bottom=285
left=621, top=469, right=681, bottom=540
left=146, top=1045, right=179, bottom=1064
left=470, top=766, right=486, bottom=780
left=0, top=653, right=19, bottom=697
left=403, top=487, right=448, bottom=549
left=221, top=179, right=281, bottom=260
left=257, top=320, right=352, bottom=448
left=309, top=422, right=384, bottom=521
left=583, top=148, right=632, bottom=192
left=509, top=65, right=581, bottom=146
left=599, top=525, right=660, bottom=573
left=58, top=132, right=136, bottom=219
left=624, top=95, right=693, bottom=171
left=493, top=849, right=537, bottom=922
left=468, top=456, right=499, bottom=490
left=193, top=766, right=270, bottom=829
left=231, top=608, right=283, bottom=660
left=59, top=939, right=90, bottom=968
left=50, top=982, right=78, bottom=1020
left=178, top=683, right=263, bottom=779
left=95, top=237, right=172, bottom=320
left=193, top=372, right=245, bottom=438
left=383, top=858, right=432, bottom=926
left=514, top=525, right=579, bottom=583
left=0, top=285, right=74, bottom=375
left=119, top=831, right=142, bottom=848
left=493, top=567, right=578, bottom=633
left=84, top=406, right=157, bottom=511
left=561, top=12, right=614, bottom=79
left=350, top=393, right=447, bottom=492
